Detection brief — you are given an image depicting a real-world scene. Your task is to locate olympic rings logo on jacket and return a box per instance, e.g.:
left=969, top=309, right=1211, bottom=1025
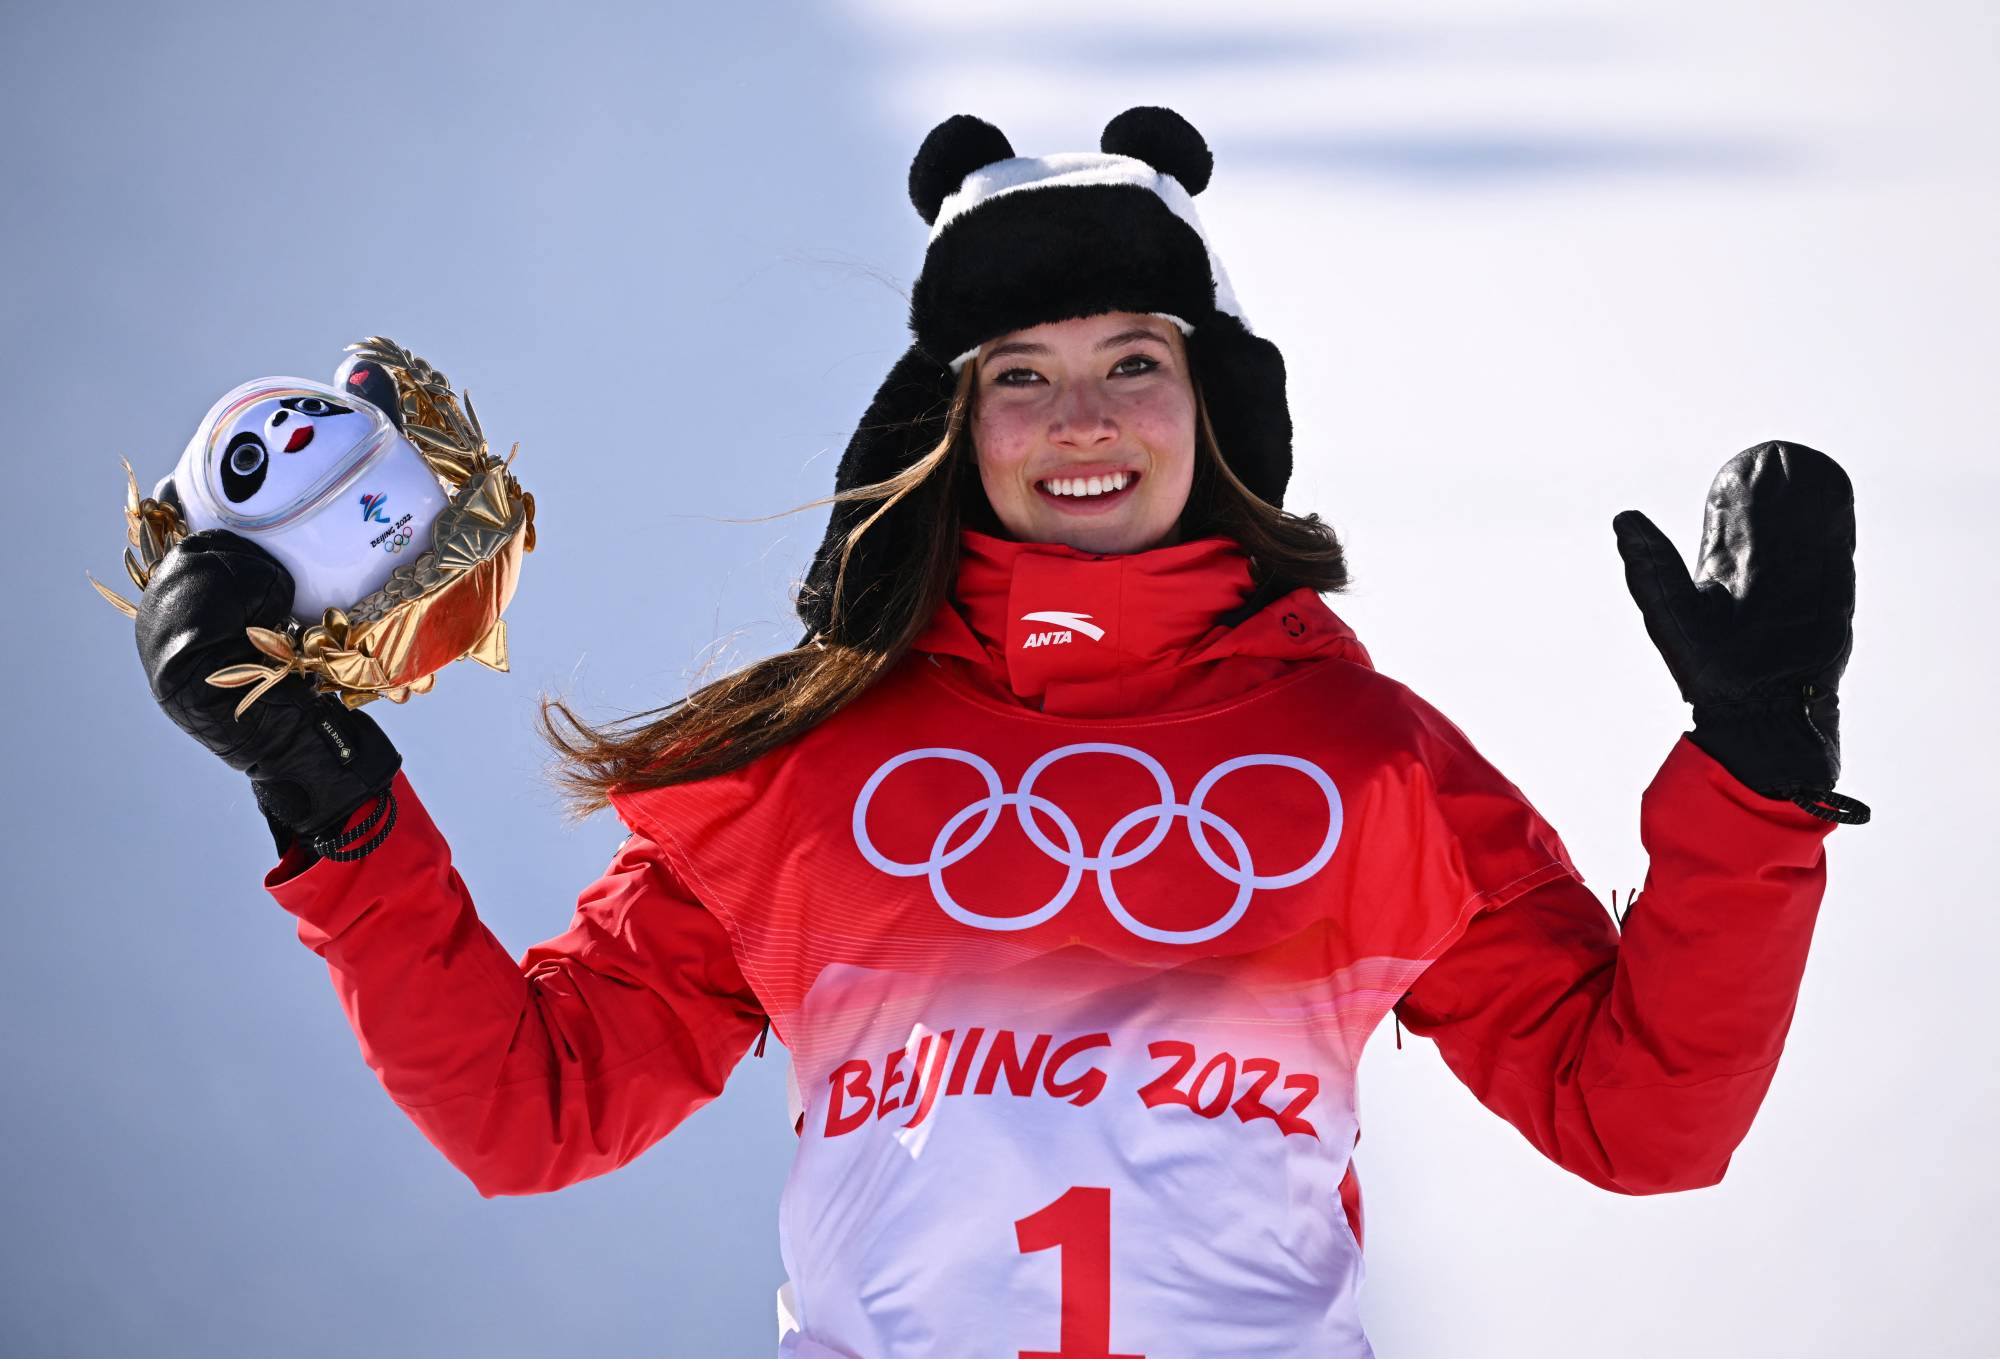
left=851, top=742, right=1344, bottom=944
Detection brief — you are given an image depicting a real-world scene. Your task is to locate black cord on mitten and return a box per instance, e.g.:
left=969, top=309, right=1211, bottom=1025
left=1614, top=441, right=1869, bottom=824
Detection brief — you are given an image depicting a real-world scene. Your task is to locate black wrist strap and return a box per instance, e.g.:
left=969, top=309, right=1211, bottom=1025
left=308, top=787, right=399, bottom=861
left=1784, top=788, right=1871, bottom=825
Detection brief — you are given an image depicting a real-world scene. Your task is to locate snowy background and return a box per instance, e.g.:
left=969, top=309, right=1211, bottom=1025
left=3, top=1, right=1994, bottom=1355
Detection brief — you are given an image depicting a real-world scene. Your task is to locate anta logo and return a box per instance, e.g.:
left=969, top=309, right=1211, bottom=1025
left=359, top=492, right=390, bottom=523
left=1019, top=610, right=1104, bottom=648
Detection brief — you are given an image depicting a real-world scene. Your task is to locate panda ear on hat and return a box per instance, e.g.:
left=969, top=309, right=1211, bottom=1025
left=909, top=115, right=1016, bottom=225
left=1101, top=106, right=1213, bottom=194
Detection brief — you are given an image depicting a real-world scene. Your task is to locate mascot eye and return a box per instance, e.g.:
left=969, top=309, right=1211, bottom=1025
left=221, top=432, right=269, bottom=503
left=280, top=396, right=350, bottom=417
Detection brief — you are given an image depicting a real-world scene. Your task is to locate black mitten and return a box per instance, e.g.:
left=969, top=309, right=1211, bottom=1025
left=135, top=530, right=402, bottom=854
left=1613, top=441, right=1868, bottom=824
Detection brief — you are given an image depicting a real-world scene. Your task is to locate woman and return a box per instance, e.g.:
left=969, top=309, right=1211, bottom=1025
left=135, top=109, right=1864, bottom=1357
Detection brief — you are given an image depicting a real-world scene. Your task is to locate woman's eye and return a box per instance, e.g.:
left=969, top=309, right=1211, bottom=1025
left=989, top=356, right=1157, bottom=387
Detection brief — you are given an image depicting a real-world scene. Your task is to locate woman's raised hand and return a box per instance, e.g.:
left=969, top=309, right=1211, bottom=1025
left=135, top=530, right=402, bottom=852
left=1612, top=441, right=1867, bottom=821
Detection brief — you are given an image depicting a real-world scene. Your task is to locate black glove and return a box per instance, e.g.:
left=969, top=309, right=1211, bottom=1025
left=1613, top=441, right=1868, bottom=824
left=135, top=530, right=403, bottom=855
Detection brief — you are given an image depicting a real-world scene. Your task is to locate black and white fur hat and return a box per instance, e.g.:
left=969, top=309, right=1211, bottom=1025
left=798, top=107, right=1292, bottom=641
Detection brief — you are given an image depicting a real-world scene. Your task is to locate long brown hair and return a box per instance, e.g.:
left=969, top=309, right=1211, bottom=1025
left=539, top=361, right=1349, bottom=815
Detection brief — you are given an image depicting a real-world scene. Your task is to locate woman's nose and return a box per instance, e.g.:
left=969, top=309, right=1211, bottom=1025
left=1050, top=382, right=1116, bottom=447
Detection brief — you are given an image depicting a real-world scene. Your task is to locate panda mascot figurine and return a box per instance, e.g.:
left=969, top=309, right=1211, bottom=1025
left=96, top=337, right=535, bottom=709
left=165, top=353, right=451, bottom=623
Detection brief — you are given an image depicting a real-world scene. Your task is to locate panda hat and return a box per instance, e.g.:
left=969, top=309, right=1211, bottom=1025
left=797, top=106, right=1292, bottom=641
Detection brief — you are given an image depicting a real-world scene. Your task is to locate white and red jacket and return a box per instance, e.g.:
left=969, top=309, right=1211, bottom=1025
left=269, top=530, right=1836, bottom=1358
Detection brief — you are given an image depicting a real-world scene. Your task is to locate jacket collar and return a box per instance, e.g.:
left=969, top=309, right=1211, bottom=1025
left=913, top=529, right=1371, bottom=715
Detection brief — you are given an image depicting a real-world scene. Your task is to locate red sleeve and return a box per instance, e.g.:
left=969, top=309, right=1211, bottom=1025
left=1394, top=736, right=1834, bottom=1195
left=265, top=770, right=767, bottom=1197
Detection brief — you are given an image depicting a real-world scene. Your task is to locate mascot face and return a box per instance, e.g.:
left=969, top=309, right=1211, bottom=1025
left=171, top=371, right=449, bottom=621
left=187, top=379, right=392, bottom=531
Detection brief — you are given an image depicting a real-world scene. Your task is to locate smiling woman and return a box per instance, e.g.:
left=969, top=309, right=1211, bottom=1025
left=134, top=105, right=1860, bottom=1359
left=971, top=313, right=1197, bottom=554
left=535, top=291, right=1348, bottom=795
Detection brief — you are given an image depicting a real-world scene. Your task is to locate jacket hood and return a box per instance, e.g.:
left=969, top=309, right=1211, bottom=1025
left=913, top=529, right=1371, bottom=717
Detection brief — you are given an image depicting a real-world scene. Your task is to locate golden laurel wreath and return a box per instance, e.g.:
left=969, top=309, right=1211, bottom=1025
left=90, top=336, right=537, bottom=712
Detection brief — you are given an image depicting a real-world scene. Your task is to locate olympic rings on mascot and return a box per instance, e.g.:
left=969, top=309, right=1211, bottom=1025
left=851, top=742, right=1343, bottom=944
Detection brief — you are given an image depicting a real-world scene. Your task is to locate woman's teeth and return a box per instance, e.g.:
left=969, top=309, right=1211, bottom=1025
left=1040, top=471, right=1133, bottom=498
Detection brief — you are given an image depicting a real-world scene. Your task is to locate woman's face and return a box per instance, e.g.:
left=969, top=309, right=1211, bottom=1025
left=968, top=310, right=1197, bottom=555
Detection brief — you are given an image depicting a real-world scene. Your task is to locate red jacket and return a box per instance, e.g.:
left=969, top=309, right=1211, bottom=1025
left=268, top=530, right=1833, bottom=1352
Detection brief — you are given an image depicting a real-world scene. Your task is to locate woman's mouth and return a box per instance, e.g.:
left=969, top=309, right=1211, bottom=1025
left=1035, top=469, right=1139, bottom=512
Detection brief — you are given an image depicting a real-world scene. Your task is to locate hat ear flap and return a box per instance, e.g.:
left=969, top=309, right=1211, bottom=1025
left=909, top=115, right=1016, bottom=225
left=1101, top=106, right=1214, bottom=194
left=796, top=345, right=958, bottom=642
left=1188, top=314, right=1291, bottom=507
left=332, top=353, right=406, bottom=431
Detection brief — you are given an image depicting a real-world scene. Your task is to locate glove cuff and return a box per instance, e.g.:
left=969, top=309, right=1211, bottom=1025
left=250, top=702, right=402, bottom=840
left=1689, top=687, right=1869, bottom=823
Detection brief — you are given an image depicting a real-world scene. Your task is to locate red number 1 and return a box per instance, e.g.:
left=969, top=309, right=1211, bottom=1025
left=1014, top=1186, right=1144, bottom=1359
